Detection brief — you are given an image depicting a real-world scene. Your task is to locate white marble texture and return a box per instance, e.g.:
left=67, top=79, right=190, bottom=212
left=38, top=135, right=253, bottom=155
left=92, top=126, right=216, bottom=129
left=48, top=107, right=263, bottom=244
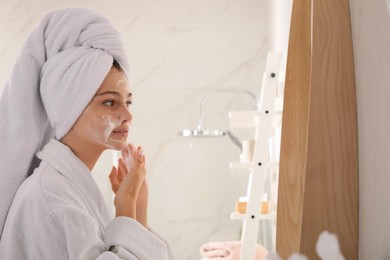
left=0, top=1, right=286, bottom=259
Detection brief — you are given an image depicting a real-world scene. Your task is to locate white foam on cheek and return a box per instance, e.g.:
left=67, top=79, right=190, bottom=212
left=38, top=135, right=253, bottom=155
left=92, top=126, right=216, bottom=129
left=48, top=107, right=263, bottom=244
left=101, top=115, right=119, bottom=142
left=88, top=114, right=122, bottom=148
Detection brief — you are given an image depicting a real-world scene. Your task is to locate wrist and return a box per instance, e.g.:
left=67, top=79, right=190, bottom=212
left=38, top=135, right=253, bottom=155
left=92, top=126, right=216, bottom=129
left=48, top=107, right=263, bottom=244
left=136, top=204, right=148, bottom=227
left=114, top=196, right=137, bottom=218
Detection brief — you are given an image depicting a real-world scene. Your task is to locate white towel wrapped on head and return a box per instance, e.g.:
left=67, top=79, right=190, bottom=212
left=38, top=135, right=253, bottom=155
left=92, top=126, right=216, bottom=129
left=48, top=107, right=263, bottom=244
left=0, top=7, right=129, bottom=237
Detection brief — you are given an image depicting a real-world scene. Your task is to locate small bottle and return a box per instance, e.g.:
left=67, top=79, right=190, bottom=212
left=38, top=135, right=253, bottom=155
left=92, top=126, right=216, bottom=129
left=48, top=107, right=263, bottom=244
left=261, top=193, right=270, bottom=214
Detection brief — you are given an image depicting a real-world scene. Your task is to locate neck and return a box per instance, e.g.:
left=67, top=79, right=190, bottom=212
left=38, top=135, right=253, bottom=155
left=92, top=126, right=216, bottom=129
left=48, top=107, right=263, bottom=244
left=61, top=136, right=104, bottom=171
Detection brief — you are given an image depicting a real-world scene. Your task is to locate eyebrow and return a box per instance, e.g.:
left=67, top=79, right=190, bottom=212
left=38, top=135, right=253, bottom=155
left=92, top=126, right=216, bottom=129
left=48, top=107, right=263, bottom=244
left=94, top=91, right=132, bottom=98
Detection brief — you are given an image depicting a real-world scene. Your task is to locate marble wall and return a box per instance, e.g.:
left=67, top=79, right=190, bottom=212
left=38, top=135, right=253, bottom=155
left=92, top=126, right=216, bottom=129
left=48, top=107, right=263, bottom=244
left=0, top=1, right=289, bottom=259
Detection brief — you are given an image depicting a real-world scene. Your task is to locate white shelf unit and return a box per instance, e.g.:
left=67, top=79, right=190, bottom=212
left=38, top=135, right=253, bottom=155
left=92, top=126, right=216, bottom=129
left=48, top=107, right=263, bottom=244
left=228, top=52, right=283, bottom=260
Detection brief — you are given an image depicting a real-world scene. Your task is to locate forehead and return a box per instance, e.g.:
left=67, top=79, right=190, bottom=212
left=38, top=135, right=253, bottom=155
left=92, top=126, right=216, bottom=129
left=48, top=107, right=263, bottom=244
left=98, top=68, right=129, bottom=92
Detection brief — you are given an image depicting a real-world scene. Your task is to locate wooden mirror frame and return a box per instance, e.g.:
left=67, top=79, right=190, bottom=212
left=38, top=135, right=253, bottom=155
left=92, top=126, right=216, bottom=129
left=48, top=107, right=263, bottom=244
left=276, top=0, right=358, bottom=259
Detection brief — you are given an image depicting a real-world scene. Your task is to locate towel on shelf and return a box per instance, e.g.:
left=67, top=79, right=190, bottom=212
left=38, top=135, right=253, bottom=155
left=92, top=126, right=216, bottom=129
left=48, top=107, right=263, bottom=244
left=0, top=7, right=129, bottom=238
left=200, top=241, right=268, bottom=260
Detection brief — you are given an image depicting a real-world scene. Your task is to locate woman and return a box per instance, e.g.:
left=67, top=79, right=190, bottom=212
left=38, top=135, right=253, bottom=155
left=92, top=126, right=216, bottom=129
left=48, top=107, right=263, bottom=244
left=0, top=7, right=174, bottom=259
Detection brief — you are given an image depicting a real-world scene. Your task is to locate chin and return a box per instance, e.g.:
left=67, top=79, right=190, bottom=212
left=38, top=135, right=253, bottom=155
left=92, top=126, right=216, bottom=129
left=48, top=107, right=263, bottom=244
left=108, top=140, right=127, bottom=151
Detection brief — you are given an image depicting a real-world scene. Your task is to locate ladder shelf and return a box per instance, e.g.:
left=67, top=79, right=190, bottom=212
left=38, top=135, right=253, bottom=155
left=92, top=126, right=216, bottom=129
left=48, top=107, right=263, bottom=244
left=228, top=52, right=283, bottom=260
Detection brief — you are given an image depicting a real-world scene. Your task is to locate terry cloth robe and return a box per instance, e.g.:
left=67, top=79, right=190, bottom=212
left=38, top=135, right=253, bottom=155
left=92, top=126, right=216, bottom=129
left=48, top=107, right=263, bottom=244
left=0, top=139, right=174, bottom=260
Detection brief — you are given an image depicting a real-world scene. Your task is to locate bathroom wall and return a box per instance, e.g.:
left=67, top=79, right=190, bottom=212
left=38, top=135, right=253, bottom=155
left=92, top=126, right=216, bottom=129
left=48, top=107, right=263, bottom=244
left=349, top=0, right=390, bottom=258
left=0, top=1, right=278, bottom=259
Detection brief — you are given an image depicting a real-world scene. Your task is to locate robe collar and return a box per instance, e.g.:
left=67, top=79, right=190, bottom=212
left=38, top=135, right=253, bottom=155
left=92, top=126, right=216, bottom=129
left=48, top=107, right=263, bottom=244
left=37, top=139, right=111, bottom=226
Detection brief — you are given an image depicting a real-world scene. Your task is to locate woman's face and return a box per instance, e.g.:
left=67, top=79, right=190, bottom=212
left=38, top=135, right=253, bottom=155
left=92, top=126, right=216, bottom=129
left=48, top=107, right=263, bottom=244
left=70, top=66, right=132, bottom=151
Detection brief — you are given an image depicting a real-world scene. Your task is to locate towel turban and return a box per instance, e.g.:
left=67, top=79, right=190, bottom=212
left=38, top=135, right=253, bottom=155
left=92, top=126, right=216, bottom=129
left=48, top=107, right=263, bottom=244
left=0, top=7, right=129, bottom=237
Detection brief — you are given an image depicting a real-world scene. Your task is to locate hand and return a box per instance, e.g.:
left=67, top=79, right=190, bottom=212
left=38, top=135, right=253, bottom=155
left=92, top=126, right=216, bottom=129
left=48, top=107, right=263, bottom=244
left=109, top=144, right=148, bottom=226
left=111, top=164, right=148, bottom=226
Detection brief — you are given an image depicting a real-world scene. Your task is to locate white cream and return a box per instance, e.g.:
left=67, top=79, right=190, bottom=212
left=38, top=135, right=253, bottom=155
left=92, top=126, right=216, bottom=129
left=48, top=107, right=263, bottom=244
left=87, top=114, right=123, bottom=149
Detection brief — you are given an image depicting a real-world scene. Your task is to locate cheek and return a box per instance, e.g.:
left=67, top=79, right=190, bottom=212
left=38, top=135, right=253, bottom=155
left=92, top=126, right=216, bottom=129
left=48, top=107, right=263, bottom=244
left=87, top=114, right=122, bottom=142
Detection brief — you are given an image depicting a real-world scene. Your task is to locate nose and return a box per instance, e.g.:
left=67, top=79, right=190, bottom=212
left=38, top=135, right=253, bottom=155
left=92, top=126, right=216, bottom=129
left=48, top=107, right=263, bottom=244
left=120, top=105, right=132, bottom=124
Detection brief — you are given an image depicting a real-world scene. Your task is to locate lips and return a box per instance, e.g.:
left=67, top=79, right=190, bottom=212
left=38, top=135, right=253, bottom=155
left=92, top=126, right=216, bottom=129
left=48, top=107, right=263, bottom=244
left=112, top=128, right=129, bottom=135
left=113, top=129, right=128, bottom=133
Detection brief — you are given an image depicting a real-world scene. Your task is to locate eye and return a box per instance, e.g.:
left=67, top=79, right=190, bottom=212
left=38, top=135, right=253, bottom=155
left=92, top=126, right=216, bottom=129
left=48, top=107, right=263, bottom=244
left=103, top=100, right=115, bottom=107
left=125, top=100, right=132, bottom=108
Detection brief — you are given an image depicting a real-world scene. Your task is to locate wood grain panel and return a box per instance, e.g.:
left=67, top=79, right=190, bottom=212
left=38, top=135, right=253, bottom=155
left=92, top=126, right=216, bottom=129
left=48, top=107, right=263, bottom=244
left=275, top=0, right=312, bottom=258
left=301, top=0, right=358, bottom=258
left=276, top=0, right=358, bottom=259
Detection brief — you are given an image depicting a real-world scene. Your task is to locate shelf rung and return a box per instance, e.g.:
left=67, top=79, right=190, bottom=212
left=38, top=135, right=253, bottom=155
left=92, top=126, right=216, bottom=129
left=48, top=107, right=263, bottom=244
left=229, top=162, right=279, bottom=174
left=228, top=110, right=283, bottom=128
left=229, top=162, right=252, bottom=173
left=230, top=212, right=276, bottom=221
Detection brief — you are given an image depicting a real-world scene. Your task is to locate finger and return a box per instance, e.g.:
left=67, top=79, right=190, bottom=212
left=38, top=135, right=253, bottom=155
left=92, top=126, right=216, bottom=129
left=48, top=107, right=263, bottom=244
left=121, top=144, right=135, bottom=170
left=118, top=158, right=128, bottom=176
left=112, top=161, right=124, bottom=183
left=121, top=144, right=130, bottom=160
left=137, top=146, right=144, bottom=163
left=118, top=158, right=126, bottom=173
left=123, top=143, right=135, bottom=157
left=128, top=143, right=135, bottom=152
left=109, top=166, right=117, bottom=181
left=143, top=177, right=148, bottom=185
left=109, top=166, right=120, bottom=193
left=117, top=167, right=124, bottom=182
left=120, top=144, right=132, bottom=163
left=137, top=146, right=143, bottom=156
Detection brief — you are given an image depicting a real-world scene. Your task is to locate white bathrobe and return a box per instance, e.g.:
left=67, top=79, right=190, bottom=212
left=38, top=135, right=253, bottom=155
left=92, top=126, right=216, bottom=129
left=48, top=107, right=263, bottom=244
left=0, top=139, right=174, bottom=260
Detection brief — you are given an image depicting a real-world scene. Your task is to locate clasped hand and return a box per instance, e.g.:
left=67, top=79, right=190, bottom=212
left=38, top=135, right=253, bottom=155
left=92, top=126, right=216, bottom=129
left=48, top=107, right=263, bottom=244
left=109, top=143, right=148, bottom=227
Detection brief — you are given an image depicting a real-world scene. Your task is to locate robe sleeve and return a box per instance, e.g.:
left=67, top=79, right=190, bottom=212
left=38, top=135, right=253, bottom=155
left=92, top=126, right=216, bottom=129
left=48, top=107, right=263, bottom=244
left=104, top=217, right=175, bottom=260
left=31, top=206, right=174, bottom=260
